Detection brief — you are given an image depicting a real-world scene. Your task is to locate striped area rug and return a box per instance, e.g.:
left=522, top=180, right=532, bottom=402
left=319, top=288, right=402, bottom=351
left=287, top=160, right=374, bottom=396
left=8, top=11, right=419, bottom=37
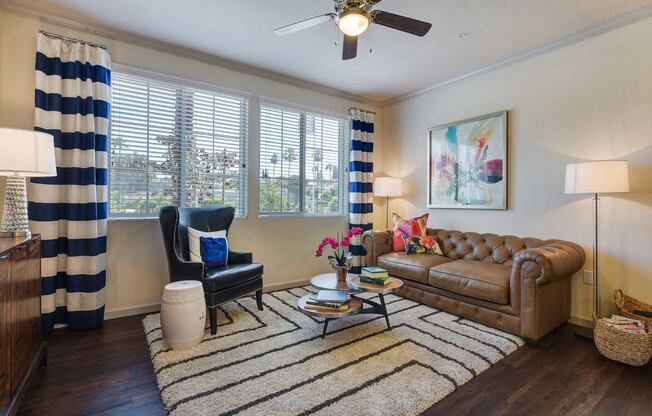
left=143, top=287, right=523, bottom=416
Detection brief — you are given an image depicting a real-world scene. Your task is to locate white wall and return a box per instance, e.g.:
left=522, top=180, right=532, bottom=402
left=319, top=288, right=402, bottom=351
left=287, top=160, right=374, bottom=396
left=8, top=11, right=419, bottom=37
left=382, top=18, right=652, bottom=322
left=0, top=11, right=384, bottom=317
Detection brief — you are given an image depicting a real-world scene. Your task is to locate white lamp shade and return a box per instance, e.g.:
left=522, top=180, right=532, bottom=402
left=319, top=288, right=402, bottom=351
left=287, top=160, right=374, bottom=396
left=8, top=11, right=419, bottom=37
left=0, top=128, right=56, bottom=177
left=374, top=177, right=402, bottom=197
left=565, top=160, right=629, bottom=194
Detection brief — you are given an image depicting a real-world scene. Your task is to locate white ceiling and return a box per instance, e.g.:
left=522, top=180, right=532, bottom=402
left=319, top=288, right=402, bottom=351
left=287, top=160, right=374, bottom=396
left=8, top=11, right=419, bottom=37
left=10, top=0, right=652, bottom=102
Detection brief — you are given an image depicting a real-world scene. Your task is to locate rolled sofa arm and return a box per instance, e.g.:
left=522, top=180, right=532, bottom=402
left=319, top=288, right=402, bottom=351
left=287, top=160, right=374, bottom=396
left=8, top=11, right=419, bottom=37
left=362, top=230, right=392, bottom=267
left=512, top=240, right=585, bottom=286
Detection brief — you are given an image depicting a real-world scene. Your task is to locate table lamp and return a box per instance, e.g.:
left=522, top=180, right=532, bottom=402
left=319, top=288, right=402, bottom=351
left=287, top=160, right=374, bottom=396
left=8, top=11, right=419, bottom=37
left=374, top=177, right=402, bottom=229
left=565, top=160, right=629, bottom=319
left=0, top=128, right=56, bottom=237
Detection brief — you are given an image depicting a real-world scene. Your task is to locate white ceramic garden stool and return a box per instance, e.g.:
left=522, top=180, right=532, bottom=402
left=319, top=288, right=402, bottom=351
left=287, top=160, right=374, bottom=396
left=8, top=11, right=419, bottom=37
left=161, top=280, right=206, bottom=350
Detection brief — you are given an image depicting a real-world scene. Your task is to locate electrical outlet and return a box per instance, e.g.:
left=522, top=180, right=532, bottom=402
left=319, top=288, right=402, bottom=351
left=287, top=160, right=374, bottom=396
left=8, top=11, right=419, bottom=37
left=583, top=270, right=594, bottom=285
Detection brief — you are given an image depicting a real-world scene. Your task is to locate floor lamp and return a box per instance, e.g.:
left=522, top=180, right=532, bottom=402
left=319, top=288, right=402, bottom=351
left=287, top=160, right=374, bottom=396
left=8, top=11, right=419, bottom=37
left=564, top=160, right=629, bottom=321
left=374, top=177, right=402, bottom=229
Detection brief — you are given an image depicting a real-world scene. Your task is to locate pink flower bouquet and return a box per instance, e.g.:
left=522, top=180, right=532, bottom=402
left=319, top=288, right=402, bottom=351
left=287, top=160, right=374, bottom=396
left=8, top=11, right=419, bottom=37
left=315, top=227, right=364, bottom=267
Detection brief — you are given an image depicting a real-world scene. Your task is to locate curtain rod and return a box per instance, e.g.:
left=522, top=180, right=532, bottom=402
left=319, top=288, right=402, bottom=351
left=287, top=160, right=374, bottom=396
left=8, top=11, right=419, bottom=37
left=38, top=30, right=108, bottom=50
left=349, top=107, right=377, bottom=114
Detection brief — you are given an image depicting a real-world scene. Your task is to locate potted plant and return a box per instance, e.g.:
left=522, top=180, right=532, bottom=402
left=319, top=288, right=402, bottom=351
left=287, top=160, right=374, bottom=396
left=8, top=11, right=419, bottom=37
left=315, top=227, right=363, bottom=281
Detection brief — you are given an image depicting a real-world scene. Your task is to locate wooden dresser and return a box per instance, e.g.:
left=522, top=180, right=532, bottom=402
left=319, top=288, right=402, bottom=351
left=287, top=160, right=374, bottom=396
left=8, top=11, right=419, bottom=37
left=0, top=236, right=46, bottom=416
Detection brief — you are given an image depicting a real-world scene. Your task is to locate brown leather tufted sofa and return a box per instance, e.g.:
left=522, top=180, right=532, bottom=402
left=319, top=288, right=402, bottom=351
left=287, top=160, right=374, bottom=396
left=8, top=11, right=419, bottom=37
left=362, top=229, right=585, bottom=343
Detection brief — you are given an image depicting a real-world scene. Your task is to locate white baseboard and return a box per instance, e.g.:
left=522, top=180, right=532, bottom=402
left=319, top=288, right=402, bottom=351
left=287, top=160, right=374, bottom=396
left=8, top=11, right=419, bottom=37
left=264, top=279, right=311, bottom=292
left=104, top=279, right=310, bottom=320
left=569, top=316, right=592, bottom=328
left=105, top=303, right=160, bottom=320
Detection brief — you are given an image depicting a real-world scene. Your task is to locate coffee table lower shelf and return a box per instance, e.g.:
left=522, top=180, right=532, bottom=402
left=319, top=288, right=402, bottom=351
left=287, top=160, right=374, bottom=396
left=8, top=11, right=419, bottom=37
left=298, top=273, right=404, bottom=339
left=296, top=294, right=393, bottom=339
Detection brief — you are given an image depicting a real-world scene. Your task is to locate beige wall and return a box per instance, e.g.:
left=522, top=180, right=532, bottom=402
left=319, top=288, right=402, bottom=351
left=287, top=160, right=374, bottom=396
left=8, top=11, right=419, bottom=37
left=0, top=11, right=384, bottom=317
left=382, top=18, right=652, bottom=322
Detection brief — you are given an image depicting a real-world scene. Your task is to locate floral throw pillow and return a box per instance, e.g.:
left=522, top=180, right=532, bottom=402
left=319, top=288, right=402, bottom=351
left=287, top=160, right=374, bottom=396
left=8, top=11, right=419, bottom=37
left=392, top=212, right=429, bottom=252
left=403, top=235, right=443, bottom=255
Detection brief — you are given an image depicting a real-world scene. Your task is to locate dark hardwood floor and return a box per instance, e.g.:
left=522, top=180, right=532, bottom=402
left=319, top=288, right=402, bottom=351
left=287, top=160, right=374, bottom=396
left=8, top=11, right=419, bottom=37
left=19, top=315, right=165, bottom=416
left=18, top=316, right=651, bottom=416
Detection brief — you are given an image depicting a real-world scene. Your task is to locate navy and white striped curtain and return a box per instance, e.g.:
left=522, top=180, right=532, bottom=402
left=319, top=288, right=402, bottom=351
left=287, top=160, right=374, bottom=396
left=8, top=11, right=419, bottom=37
left=29, top=33, right=111, bottom=330
left=348, top=108, right=374, bottom=274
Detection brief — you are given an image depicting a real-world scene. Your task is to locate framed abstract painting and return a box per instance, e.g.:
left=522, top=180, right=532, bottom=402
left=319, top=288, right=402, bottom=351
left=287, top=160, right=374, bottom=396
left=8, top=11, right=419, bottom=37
left=427, top=111, right=508, bottom=209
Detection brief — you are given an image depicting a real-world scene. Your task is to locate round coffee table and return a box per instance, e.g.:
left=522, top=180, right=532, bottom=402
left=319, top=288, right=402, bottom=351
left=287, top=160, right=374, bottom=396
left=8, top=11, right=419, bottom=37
left=297, top=272, right=404, bottom=338
left=309, top=273, right=360, bottom=293
left=349, top=276, right=404, bottom=294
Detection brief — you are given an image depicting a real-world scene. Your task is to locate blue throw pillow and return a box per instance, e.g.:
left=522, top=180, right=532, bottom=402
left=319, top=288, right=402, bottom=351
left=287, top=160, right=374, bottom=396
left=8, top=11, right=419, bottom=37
left=199, top=236, right=228, bottom=267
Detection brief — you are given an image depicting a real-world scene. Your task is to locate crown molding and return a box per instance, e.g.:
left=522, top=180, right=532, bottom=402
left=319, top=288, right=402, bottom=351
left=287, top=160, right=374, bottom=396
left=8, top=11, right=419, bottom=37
left=3, top=0, right=651, bottom=109
left=381, top=6, right=652, bottom=107
left=1, top=0, right=383, bottom=108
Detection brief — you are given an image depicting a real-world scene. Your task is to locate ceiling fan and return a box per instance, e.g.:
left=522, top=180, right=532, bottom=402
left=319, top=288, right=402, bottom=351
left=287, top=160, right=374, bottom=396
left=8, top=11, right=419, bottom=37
left=273, top=0, right=432, bottom=60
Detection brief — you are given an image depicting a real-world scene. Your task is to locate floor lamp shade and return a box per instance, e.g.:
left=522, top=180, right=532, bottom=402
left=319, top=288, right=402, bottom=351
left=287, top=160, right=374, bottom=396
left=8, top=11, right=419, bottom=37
left=374, top=177, right=402, bottom=197
left=565, top=160, right=629, bottom=194
left=0, top=128, right=56, bottom=237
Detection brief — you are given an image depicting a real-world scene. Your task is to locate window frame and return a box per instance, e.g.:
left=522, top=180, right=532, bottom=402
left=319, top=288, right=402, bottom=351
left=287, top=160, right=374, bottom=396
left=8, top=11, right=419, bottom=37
left=258, top=98, right=350, bottom=218
left=108, top=64, right=251, bottom=219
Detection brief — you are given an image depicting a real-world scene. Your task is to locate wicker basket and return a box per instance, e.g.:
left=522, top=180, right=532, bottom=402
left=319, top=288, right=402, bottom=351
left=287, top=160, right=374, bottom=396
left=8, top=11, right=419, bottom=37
left=614, top=289, right=652, bottom=331
left=593, top=290, right=652, bottom=367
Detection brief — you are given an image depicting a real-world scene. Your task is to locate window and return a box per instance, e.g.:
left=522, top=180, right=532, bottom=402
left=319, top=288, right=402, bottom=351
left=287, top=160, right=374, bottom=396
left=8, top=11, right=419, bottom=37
left=109, top=70, right=249, bottom=217
left=259, top=102, right=348, bottom=215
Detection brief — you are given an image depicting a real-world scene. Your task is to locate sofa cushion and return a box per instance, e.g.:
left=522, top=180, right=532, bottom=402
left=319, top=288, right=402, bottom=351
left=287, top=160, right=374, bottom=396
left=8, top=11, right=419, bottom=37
left=428, top=260, right=511, bottom=305
left=378, top=252, right=452, bottom=283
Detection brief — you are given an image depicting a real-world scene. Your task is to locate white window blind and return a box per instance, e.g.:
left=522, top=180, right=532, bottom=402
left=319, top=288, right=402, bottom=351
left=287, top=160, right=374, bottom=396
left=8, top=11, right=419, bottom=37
left=259, top=102, right=348, bottom=215
left=109, top=70, right=249, bottom=217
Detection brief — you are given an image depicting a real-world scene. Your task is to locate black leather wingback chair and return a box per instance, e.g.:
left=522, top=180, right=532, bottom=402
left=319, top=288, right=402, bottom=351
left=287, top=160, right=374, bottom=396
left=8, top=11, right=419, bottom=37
left=159, top=205, right=264, bottom=335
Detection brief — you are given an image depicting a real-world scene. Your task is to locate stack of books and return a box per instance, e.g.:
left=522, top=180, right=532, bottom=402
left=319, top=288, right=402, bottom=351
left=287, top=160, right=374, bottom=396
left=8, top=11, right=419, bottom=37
left=304, top=290, right=350, bottom=312
left=360, top=267, right=391, bottom=285
left=600, top=315, right=647, bottom=334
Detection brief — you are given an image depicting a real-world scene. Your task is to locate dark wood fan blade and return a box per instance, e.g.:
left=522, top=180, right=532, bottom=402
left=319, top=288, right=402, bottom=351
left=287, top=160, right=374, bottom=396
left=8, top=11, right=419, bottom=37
left=342, top=35, right=358, bottom=60
left=274, top=14, right=335, bottom=36
left=372, top=11, right=432, bottom=37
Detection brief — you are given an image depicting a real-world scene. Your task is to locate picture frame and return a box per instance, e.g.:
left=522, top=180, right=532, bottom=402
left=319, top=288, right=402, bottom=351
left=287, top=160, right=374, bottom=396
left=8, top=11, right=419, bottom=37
left=427, top=111, right=508, bottom=209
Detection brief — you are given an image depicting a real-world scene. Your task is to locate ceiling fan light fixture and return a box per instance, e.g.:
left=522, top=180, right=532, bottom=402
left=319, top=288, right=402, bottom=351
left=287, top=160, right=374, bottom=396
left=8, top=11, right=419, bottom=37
left=338, top=9, right=369, bottom=36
